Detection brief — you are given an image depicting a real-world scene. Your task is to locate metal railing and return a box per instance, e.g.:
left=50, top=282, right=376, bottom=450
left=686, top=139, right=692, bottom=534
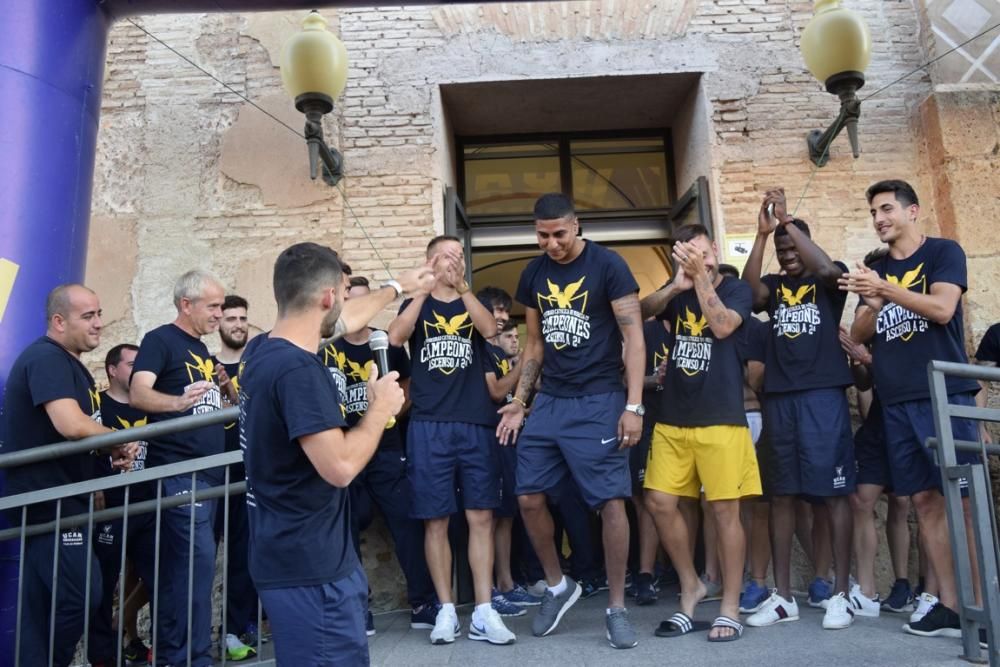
left=928, top=360, right=1000, bottom=666
left=0, top=408, right=275, bottom=667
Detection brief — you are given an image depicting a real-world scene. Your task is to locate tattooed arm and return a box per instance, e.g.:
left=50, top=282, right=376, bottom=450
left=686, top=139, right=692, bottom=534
left=497, top=307, right=543, bottom=445
left=692, top=272, right=743, bottom=339
left=613, top=292, right=645, bottom=448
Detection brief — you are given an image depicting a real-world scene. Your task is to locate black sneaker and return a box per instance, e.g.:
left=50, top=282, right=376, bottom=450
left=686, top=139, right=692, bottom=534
left=882, top=578, right=915, bottom=613
left=122, top=637, right=149, bottom=663
left=410, top=602, right=439, bottom=630
left=579, top=576, right=609, bottom=600
left=366, top=609, right=376, bottom=637
left=634, top=572, right=658, bottom=606
left=980, top=627, right=989, bottom=649
left=903, top=602, right=962, bottom=638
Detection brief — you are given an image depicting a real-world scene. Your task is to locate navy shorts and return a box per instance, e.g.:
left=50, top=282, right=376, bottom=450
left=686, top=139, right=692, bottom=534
left=854, top=417, right=892, bottom=490
left=259, top=565, right=369, bottom=666
left=516, top=391, right=631, bottom=509
left=496, top=444, right=519, bottom=518
left=407, top=420, right=500, bottom=519
left=759, top=387, right=856, bottom=497
left=883, top=392, right=980, bottom=497
left=629, top=419, right=654, bottom=491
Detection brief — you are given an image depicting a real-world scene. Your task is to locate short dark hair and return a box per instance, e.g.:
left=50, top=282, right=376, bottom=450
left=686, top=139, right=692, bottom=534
left=674, top=224, right=711, bottom=244
left=774, top=218, right=811, bottom=238
left=348, top=276, right=370, bottom=289
left=273, top=243, right=343, bottom=316
left=105, top=343, right=139, bottom=375
left=426, top=235, right=462, bottom=257
left=223, top=295, right=248, bottom=311
left=863, top=246, right=889, bottom=268
left=718, top=264, right=739, bottom=279
left=476, top=286, right=512, bottom=312
left=866, top=179, right=919, bottom=208
left=533, top=193, right=575, bottom=221
left=341, top=263, right=353, bottom=277
left=500, top=321, right=518, bottom=334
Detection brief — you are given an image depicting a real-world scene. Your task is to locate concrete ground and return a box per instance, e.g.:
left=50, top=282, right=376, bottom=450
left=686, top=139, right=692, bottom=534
left=361, top=590, right=974, bottom=667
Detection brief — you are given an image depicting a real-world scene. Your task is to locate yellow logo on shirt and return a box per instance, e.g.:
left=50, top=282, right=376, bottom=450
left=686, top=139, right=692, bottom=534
left=538, top=277, right=588, bottom=312
left=346, top=359, right=372, bottom=383
left=116, top=415, right=148, bottom=429
left=679, top=308, right=708, bottom=337
left=653, top=343, right=670, bottom=369
left=887, top=263, right=926, bottom=292
left=89, top=388, right=102, bottom=414
left=185, top=352, right=215, bottom=383
left=494, top=355, right=512, bottom=376
left=779, top=284, right=816, bottom=306
left=425, top=311, right=472, bottom=337
left=323, top=345, right=347, bottom=371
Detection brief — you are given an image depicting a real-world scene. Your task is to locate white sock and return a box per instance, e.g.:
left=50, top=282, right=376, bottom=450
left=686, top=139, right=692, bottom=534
left=441, top=602, right=456, bottom=615
left=548, top=576, right=568, bottom=596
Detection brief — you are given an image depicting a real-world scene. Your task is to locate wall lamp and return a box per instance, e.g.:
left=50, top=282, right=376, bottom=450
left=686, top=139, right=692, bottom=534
left=800, top=0, right=871, bottom=167
left=281, top=11, right=348, bottom=185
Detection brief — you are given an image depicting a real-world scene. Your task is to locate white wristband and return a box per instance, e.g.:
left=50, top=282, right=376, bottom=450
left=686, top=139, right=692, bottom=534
left=382, top=279, right=403, bottom=297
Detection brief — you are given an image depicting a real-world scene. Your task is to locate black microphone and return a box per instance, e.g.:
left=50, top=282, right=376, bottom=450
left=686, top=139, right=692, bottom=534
left=367, top=330, right=396, bottom=428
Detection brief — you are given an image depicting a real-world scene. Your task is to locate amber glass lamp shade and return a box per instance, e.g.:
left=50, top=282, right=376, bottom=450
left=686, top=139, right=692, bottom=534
left=800, top=0, right=871, bottom=89
left=280, top=11, right=348, bottom=112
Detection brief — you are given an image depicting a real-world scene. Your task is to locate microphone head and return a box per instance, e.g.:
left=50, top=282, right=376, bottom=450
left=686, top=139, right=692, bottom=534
left=368, top=329, right=389, bottom=352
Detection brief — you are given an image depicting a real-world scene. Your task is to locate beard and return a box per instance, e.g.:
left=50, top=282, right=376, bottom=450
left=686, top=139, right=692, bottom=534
left=320, top=301, right=344, bottom=339
left=220, top=328, right=247, bottom=350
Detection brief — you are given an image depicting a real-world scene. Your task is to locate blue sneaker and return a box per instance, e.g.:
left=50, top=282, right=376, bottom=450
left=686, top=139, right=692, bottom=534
left=501, top=584, right=543, bottom=606
left=492, top=589, right=527, bottom=617
left=739, top=580, right=769, bottom=613
left=579, top=576, right=609, bottom=600
left=882, top=578, right=915, bottom=613
left=807, top=577, right=832, bottom=608
left=410, top=602, right=439, bottom=630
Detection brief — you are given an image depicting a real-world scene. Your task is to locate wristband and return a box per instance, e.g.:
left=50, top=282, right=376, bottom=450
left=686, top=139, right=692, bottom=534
left=382, top=279, right=403, bottom=297
left=511, top=396, right=527, bottom=408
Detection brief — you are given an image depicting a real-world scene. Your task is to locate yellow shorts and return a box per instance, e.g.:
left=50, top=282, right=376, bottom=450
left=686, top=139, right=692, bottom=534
left=644, top=423, right=762, bottom=501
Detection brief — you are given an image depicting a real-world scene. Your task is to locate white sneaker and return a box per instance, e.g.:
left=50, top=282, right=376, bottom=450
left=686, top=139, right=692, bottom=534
left=469, top=607, right=516, bottom=645
left=746, top=590, right=800, bottom=627
left=822, top=593, right=855, bottom=629
left=848, top=584, right=881, bottom=618
left=430, top=606, right=460, bottom=645
left=910, top=592, right=939, bottom=624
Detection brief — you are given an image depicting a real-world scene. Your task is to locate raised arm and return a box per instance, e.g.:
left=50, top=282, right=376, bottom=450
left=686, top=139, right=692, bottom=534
left=674, top=240, right=743, bottom=339
left=839, top=261, right=960, bottom=326
left=387, top=294, right=428, bottom=347
left=782, top=222, right=845, bottom=290
left=742, top=191, right=780, bottom=310
left=640, top=277, right=687, bottom=320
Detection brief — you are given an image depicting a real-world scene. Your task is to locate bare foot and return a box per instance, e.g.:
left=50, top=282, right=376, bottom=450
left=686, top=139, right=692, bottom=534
left=679, top=576, right=707, bottom=618
left=709, top=623, right=736, bottom=640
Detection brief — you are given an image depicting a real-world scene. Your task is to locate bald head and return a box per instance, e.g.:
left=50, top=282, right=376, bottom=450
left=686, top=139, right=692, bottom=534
left=45, top=284, right=103, bottom=356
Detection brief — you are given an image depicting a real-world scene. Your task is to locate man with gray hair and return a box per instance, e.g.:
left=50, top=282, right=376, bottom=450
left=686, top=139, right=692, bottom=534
left=131, top=269, right=227, bottom=667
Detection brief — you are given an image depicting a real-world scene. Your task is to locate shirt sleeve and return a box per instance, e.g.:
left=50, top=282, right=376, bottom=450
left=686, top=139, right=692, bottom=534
left=132, top=331, right=169, bottom=378
left=604, top=250, right=640, bottom=302
left=724, top=278, right=754, bottom=323
left=975, top=324, right=1000, bottom=364
left=26, top=350, right=79, bottom=407
left=929, top=240, right=968, bottom=293
left=515, top=261, right=536, bottom=309
left=276, top=362, right=348, bottom=441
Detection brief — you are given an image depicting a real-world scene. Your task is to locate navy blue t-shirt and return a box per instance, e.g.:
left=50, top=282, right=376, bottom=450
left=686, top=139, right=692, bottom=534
left=97, top=392, right=149, bottom=506
left=642, top=320, right=673, bottom=423
left=322, top=332, right=410, bottom=449
left=240, top=335, right=357, bottom=589
left=975, top=323, right=1000, bottom=365
left=485, top=342, right=515, bottom=425
left=2, top=337, right=101, bottom=523
left=738, top=316, right=770, bottom=365
left=760, top=263, right=853, bottom=393
left=515, top=241, right=639, bottom=397
left=132, top=324, right=224, bottom=467
left=868, top=238, right=979, bottom=404
left=657, top=277, right=753, bottom=427
left=403, top=295, right=495, bottom=426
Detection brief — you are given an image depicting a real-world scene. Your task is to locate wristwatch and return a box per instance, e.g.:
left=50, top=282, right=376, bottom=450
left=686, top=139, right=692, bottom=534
left=625, top=403, right=645, bottom=416
left=381, top=279, right=403, bottom=297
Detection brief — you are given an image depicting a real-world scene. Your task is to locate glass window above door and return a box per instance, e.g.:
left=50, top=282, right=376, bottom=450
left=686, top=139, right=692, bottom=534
left=460, top=132, right=673, bottom=220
